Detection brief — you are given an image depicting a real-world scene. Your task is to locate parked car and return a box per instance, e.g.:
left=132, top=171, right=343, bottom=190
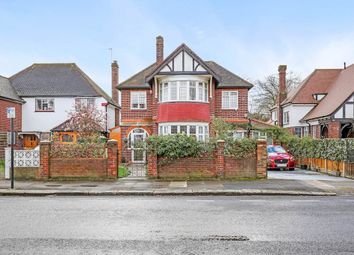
left=267, top=145, right=295, bottom=171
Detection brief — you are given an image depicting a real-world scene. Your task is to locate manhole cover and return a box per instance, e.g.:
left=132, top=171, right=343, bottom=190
left=202, top=235, right=249, bottom=241
left=80, top=184, right=98, bottom=187
left=45, top=184, right=62, bottom=187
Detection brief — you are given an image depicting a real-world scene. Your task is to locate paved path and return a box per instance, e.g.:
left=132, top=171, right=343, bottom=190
left=0, top=169, right=353, bottom=196
left=1, top=196, right=354, bottom=254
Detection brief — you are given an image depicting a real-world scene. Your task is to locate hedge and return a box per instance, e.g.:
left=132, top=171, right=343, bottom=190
left=283, top=137, right=354, bottom=162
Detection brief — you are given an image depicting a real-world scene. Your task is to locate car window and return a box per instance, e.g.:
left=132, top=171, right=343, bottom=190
left=267, top=146, right=286, bottom=153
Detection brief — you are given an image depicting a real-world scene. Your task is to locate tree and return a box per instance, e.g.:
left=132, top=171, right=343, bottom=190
left=65, top=104, right=106, bottom=141
left=252, top=71, right=302, bottom=119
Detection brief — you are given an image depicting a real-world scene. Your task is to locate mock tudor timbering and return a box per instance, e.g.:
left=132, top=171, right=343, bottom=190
left=117, top=36, right=256, bottom=164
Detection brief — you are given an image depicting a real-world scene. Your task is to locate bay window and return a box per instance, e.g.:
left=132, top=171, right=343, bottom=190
left=159, top=123, right=209, bottom=141
left=159, top=80, right=208, bottom=103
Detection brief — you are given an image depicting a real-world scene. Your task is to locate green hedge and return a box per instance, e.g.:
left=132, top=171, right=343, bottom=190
left=283, top=137, right=354, bottom=162
left=146, top=134, right=257, bottom=161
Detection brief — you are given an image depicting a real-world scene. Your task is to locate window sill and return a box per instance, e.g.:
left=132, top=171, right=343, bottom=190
left=221, top=108, right=239, bottom=110
left=130, top=108, right=147, bottom=111
left=159, top=101, right=209, bottom=104
left=35, top=110, right=55, bottom=112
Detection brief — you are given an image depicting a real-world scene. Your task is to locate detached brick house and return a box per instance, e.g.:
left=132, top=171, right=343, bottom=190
left=271, top=64, right=354, bottom=138
left=117, top=36, right=257, bottom=163
left=0, top=76, right=24, bottom=158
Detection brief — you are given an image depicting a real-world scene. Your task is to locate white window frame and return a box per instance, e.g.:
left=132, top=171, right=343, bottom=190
left=283, top=111, right=289, bottom=124
left=130, top=91, right=147, bottom=110
left=158, top=122, right=209, bottom=142
left=35, top=98, right=55, bottom=112
left=75, top=97, right=96, bottom=110
left=158, top=80, right=208, bottom=103
left=221, top=91, right=238, bottom=110
left=252, top=131, right=267, bottom=140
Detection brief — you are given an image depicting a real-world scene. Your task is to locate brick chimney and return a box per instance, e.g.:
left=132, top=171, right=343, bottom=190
left=111, top=60, right=119, bottom=126
left=277, top=65, right=287, bottom=127
left=111, top=60, right=119, bottom=103
left=156, top=35, right=164, bottom=65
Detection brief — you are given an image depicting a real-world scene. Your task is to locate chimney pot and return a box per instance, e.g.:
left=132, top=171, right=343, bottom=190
left=156, top=36, right=164, bottom=65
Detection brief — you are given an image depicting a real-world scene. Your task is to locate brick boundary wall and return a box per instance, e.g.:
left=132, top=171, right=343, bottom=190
left=36, top=139, right=118, bottom=180
left=148, top=140, right=267, bottom=179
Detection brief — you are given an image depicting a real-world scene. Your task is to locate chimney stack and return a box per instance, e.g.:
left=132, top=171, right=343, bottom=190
left=156, top=36, right=164, bottom=65
left=111, top=60, right=119, bottom=104
left=277, top=65, right=287, bottom=127
left=111, top=60, right=119, bottom=126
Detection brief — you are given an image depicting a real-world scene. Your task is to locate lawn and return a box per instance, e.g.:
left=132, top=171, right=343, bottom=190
left=118, top=165, right=129, bottom=178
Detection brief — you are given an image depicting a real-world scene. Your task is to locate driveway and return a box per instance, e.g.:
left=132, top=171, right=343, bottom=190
left=268, top=168, right=354, bottom=195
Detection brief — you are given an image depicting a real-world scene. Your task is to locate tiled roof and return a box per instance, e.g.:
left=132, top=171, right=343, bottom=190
left=10, top=63, right=117, bottom=106
left=118, top=63, right=157, bottom=89
left=205, top=61, right=253, bottom=88
left=117, top=60, right=253, bottom=89
left=281, top=69, right=341, bottom=105
left=302, top=64, right=354, bottom=121
left=0, top=75, right=23, bottom=103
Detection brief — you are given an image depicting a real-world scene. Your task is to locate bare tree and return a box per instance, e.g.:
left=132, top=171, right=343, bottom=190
left=253, top=71, right=302, bottom=119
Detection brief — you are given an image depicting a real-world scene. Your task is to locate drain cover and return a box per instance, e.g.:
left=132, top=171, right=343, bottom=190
left=202, top=235, right=249, bottom=241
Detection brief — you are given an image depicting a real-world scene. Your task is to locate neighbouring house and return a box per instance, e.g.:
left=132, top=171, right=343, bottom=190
left=271, top=64, right=354, bottom=138
left=117, top=36, right=270, bottom=164
left=0, top=75, right=24, bottom=158
left=3, top=63, right=119, bottom=150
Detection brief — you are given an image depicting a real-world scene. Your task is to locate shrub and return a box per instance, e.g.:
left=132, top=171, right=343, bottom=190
left=50, top=142, right=106, bottom=158
left=224, top=138, right=257, bottom=159
left=146, top=134, right=213, bottom=160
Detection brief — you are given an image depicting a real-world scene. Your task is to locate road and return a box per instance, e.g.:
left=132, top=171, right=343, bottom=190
left=1, top=195, right=354, bottom=254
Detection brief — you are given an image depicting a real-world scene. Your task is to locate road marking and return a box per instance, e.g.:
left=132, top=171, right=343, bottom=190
left=186, top=200, right=215, bottom=202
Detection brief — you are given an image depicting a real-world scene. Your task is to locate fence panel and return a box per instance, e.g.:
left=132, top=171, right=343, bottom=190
left=5, top=148, right=40, bottom=179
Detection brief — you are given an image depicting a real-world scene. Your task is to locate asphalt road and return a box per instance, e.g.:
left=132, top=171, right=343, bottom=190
left=1, top=196, right=354, bottom=254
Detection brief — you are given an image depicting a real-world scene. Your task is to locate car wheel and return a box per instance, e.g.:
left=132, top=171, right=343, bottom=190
left=288, top=168, right=295, bottom=171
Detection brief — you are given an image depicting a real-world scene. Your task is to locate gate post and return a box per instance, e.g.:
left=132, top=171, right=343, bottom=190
left=38, top=141, right=50, bottom=179
left=107, top=139, right=118, bottom=179
left=256, top=140, right=267, bottom=179
left=216, top=140, right=225, bottom=177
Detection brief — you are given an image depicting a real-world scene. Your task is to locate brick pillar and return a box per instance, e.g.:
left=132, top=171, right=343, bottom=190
left=147, top=152, right=157, bottom=177
left=256, top=140, right=267, bottom=179
left=216, top=140, right=225, bottom=177
left=107, top=139, right=118, bottom=179
left=38, top=141, right=50, bottom=179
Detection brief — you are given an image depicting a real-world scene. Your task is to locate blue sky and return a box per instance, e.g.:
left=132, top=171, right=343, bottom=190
left=1, top=0, right=354, bottom=102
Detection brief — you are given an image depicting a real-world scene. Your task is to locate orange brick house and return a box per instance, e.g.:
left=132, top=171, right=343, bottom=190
left=271, top=64, right=354, bottom=138
left=116, top=36, right=260, bottom=164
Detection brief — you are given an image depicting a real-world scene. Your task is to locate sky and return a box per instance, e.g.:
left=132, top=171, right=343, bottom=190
left=1, top=0, right=354, bottom=108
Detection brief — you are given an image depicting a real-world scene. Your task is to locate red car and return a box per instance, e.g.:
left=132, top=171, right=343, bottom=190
left=267, top=145, right=295, bottom=171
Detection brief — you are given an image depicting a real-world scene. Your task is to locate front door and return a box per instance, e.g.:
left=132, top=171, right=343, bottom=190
left=23, top=134, right=39, bottom=149
left=131, top=129, right=146, bottom=163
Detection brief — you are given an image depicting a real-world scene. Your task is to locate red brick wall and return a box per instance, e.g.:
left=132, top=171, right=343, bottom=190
left=0, top=99, right=22, bottom=159
left=148, top=140, right=267, bottom=179
left=121, top=89, right=153, bottom=121
left=49, top=158, right=108, bottom=178
left=214, top=88, right=248, bottom=119
left=328, top=121, right=340, bottom=138
left=158, top=156, right=216, bottom=179
left=224, top=157, right=257, bottom=178
left=0, top=99, right=22, bottom=132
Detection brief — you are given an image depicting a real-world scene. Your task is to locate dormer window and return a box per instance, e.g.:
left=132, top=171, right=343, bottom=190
left=313, top=93, right=327, bottom=101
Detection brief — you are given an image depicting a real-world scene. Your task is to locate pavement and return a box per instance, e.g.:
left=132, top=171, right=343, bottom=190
left=1, top=169, right=354, bottom=196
